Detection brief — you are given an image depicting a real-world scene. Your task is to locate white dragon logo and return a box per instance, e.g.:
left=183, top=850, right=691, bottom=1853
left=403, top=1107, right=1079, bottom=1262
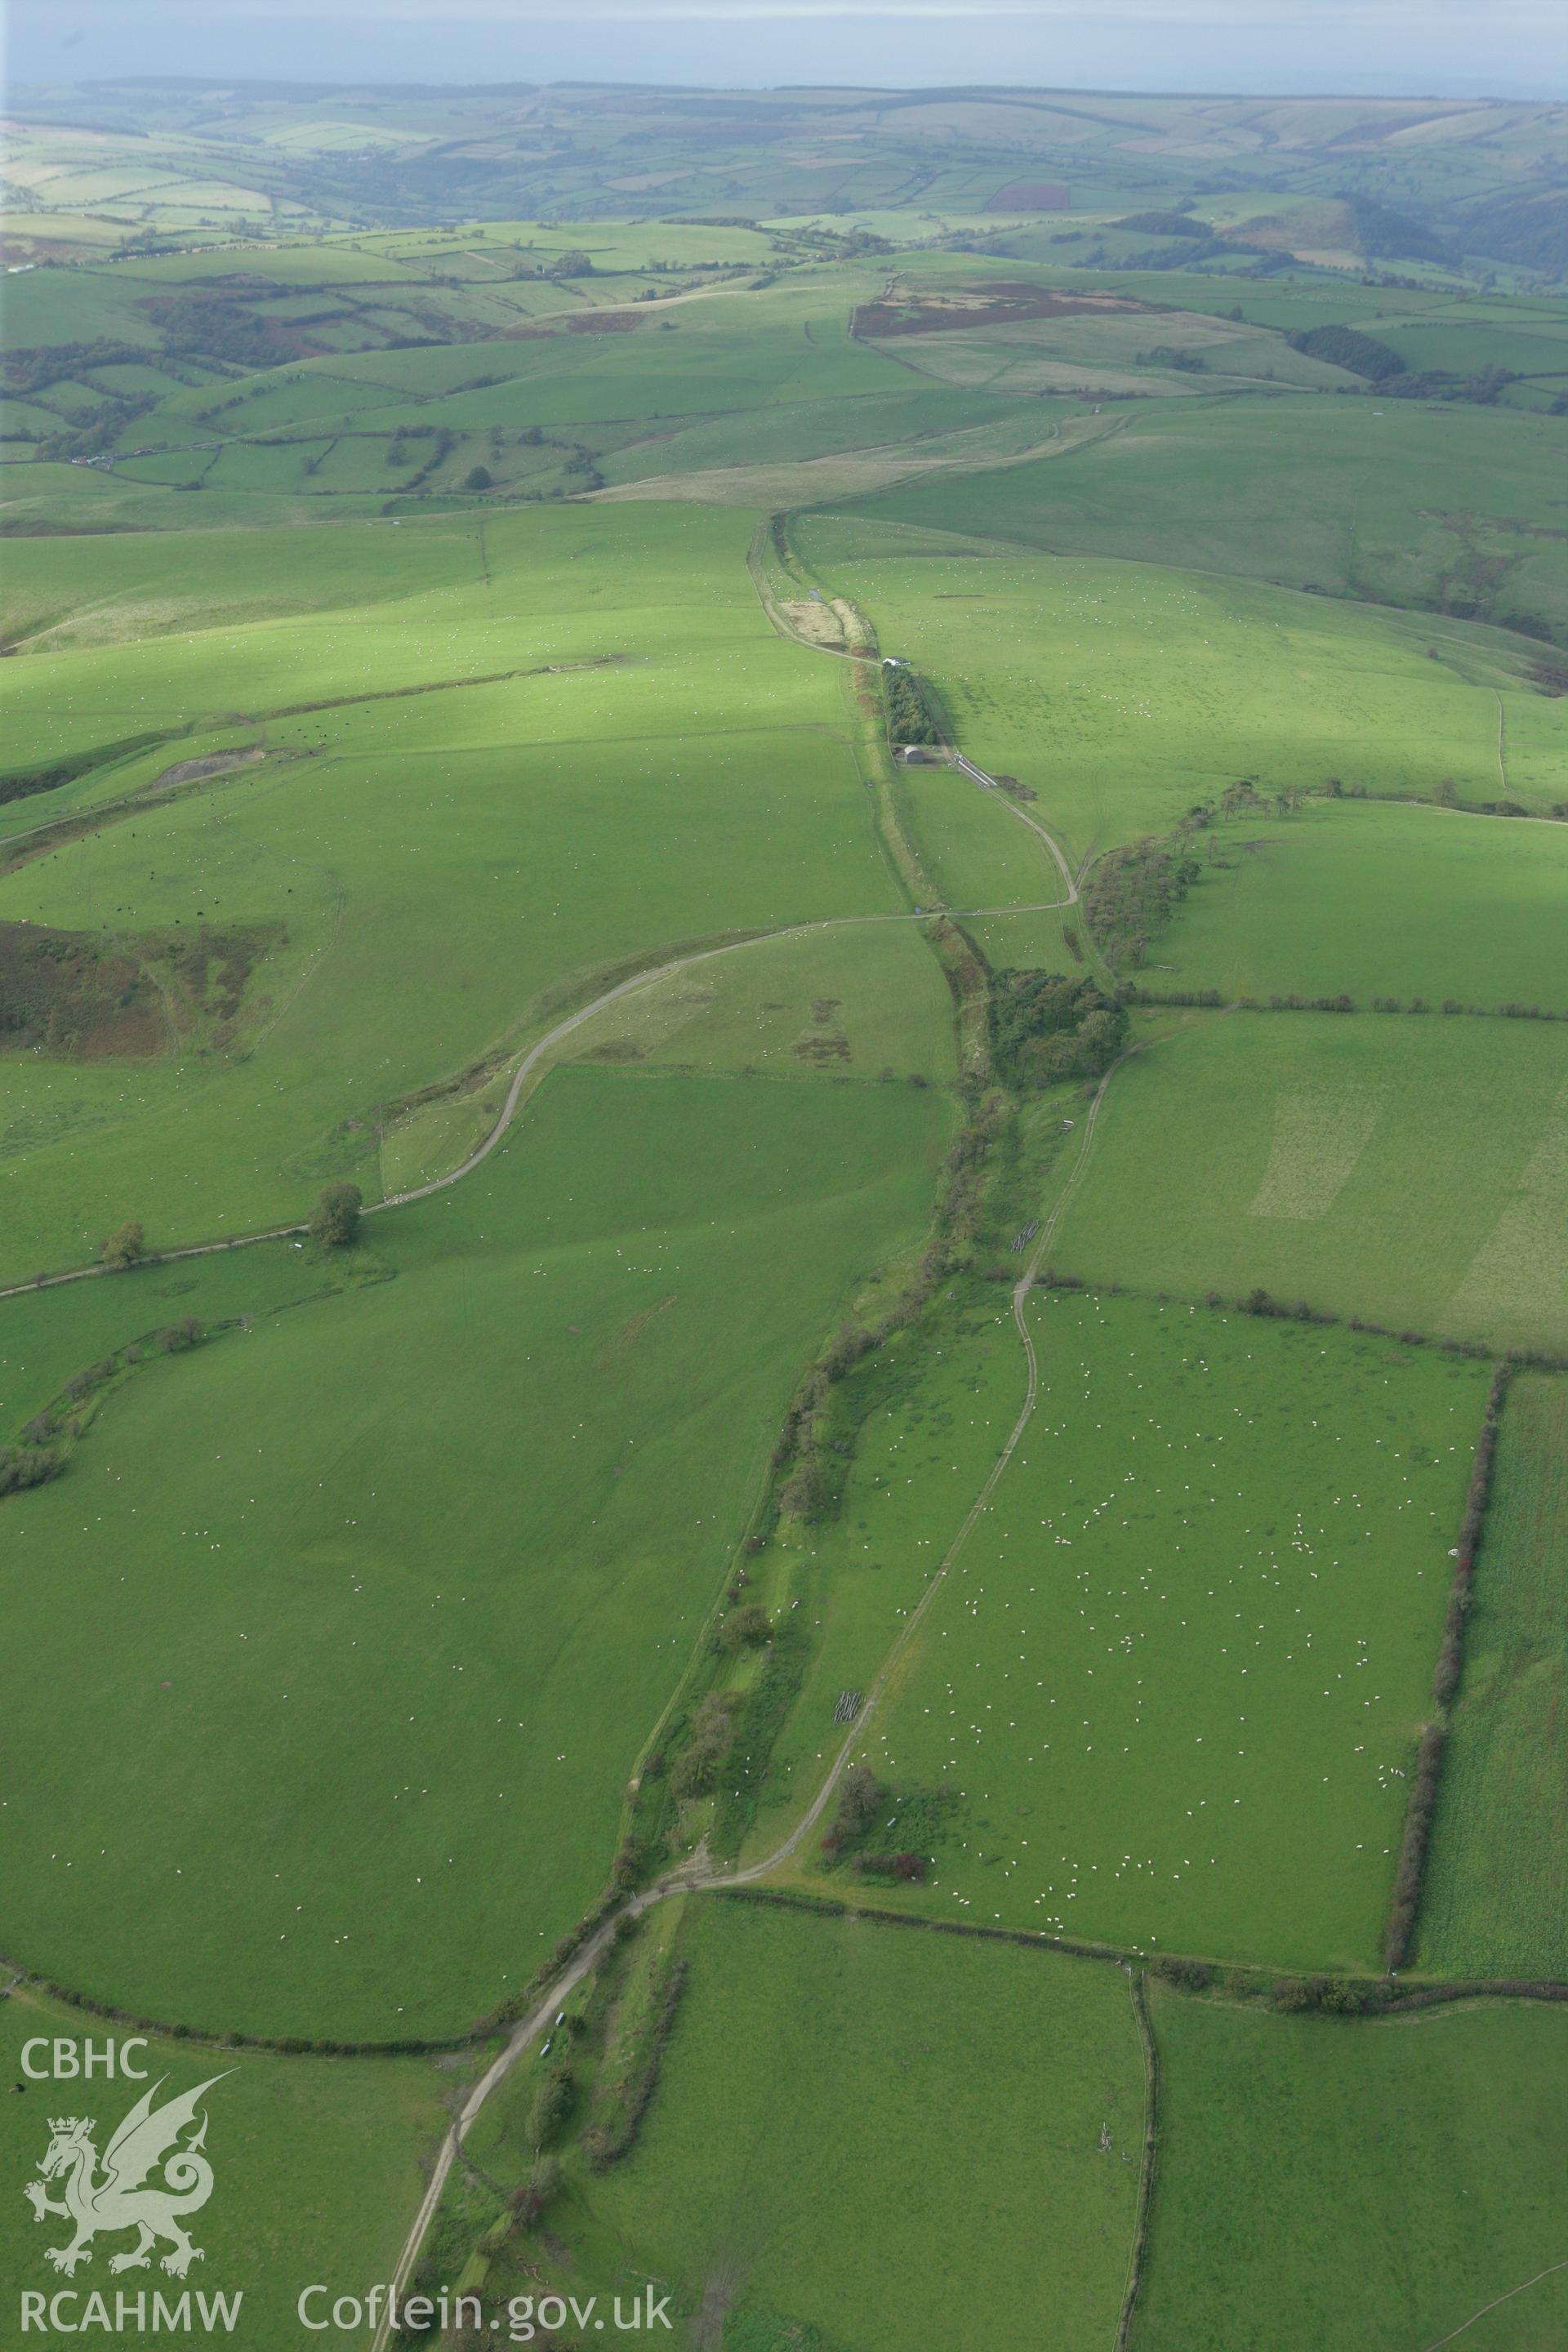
left=24, top=2074, right=229, bottom=2279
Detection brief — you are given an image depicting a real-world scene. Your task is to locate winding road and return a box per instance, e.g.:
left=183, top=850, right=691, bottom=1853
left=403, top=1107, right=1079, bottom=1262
left=6, top=526, right=1123, bottom=2345
left=952, top=751, right=1085, bottom=908
left=368, top=568, right=1115, bottom=2342
left=367, top=1013, right=1147, bottom=2351
left=0, top=892, right=1080, bottom=1311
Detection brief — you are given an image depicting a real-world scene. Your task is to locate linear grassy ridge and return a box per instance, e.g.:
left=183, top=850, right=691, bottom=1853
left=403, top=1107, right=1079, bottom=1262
left=1116, top=1968, right=1162, bottom=2352
left=1385, top=1363, right=1511, bottom=1971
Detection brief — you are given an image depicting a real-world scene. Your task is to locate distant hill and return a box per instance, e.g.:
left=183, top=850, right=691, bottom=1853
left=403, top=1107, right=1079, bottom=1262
left=1459, top=189, right=1568, bottom=275
left=3, top=82, right=1565, bottom=282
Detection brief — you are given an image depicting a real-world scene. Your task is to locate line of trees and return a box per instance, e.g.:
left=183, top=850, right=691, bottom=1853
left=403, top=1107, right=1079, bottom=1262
left=1287, top=322, right=1405, bottom=381
left=711, top=1885, right=1568, bottom=2027
left=1125, top=987, right=1568, bottom=1023
left=581, top=1960, right=688, bottom=2170
left=770, top=1088, right=1008, bottom=1525
left=1039, top=1267, right=1517, bottom=1368
left=1080, top=835, right=1202, bottom=968
left=988, top=969, right=1128, bottom=1089
left=1385, top=1363, right=1510, bottom=1970
left=883, top=662, right=939, bottom=746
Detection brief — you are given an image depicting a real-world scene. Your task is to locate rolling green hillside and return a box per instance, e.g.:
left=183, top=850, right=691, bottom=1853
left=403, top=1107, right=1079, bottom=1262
left=1051, top=1013, right=1568, bottom=1352
left=473, top=1897, right=1143, bottom=2352
left=4, top=95, right=1568, bottom=2349
left=0, top=1068, right=947, bottom=2038
left=10, top=83, right=1568, bottom=278
left=799, top=1287, right=1488, bottom=1972
left=1138, top=1989, right=1568, bottom=2352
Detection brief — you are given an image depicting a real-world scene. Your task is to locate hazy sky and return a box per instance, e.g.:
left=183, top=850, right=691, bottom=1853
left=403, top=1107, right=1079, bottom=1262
left=10, top=0, right=1566, bottom=101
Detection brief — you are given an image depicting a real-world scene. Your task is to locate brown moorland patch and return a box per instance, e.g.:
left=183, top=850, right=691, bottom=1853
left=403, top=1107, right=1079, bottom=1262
left=853, top=285, right=1159, bottom=337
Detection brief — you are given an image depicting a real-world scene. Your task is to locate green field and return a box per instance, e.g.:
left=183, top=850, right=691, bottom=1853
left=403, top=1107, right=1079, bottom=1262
left=789, top=525, right=1556, bottom=860
left=895, top=760, right=1087, bottom=969
left=0, top=501, right=835, bottom=769
left=1051, top=1012, right=1568, bottom=1353
left=738, top=1283, right=1038, bottom=1872
left=7, top=82, right=1568, bottom=2345
left=828, top=390, right=1568, bottom=643
left=557, top=916, right=960, bottom=1085
left=0, top=1236, right=381, bottom=1436
left=1138, top=800, right=1568, bottom=1010
left=1, top=514, right=483, bottom=654
left=1419, top=1374, right=1568, bottom=1981
left=0, top=502, right=923, bottom=1281
left=1138, top=1988, right=1568, bottom=2352
left=480, top=1895, right=1145, bottom=2352
left=0, top=1067, right=947, bottom=2038
left=824, top=1288, right=1485, bottom=1971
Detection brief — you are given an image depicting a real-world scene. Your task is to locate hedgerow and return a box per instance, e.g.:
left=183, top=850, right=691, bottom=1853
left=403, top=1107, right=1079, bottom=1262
left=1384, top=1363, right=1510, bottom=1971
